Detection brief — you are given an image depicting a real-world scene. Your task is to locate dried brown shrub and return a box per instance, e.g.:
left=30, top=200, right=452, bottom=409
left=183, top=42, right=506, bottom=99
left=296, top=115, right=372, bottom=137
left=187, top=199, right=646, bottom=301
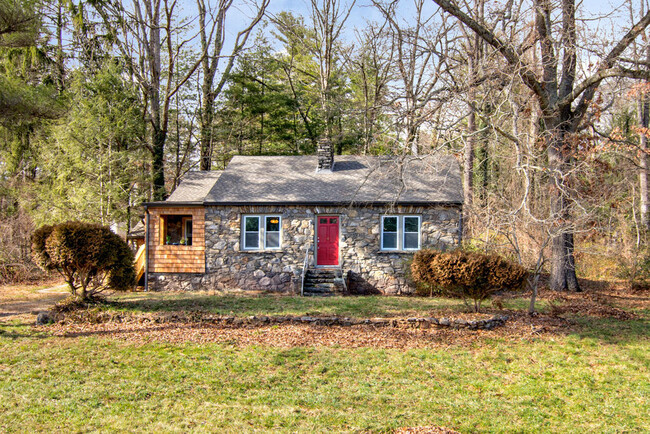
left=411, top=249, right=528, bottom=311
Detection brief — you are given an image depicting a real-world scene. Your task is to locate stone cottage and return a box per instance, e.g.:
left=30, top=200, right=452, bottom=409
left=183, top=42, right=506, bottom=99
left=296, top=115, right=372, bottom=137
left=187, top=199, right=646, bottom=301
left=142, top=140, right=463, bottom=294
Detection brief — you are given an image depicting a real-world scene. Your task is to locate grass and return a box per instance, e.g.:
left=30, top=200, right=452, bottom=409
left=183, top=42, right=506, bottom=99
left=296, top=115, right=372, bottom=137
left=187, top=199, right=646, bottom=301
left=0, top=287, right=647, bottom=432
left=106, top=291, right=549, bottom=318
left=0, top=318, right=648, bottom=432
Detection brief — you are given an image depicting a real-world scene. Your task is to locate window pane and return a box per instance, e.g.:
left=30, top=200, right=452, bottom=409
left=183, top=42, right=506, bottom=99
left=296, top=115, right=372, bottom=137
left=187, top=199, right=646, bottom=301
left=245, top=233, right=259, bottom=248
left=404, top=217, right=419, bottom=233
left=266, top=232, right=280, bottom=248
left=245, top=216, right=259, bottom=231
left=329, top=218, right=337, bottom=224
left=383, top=217, right=397, bottom=232
left=320, top=218, right=328, bottom=224
left=383, top=232, right=397, bottom=249
left=163, top=215, right=192, bottom=245
left=404, top=232, right=419, bottom=249
left=266, top=216, right=280, bottom=232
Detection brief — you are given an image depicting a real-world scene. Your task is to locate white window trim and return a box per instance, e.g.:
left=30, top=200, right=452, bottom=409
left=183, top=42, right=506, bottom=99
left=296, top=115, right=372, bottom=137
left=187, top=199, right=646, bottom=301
left=380, top=215, right=421, bottom=252
left=402, top=215, right=421, bottom=250
left=184, top=219, right=193, bottom=245
left=263, top=216, right=282, bottom=250
left=242, top=215, right=282, bottom=251
left=381, top=215, right=399, bottom=251
left=243, top=215, right=261, bottom=250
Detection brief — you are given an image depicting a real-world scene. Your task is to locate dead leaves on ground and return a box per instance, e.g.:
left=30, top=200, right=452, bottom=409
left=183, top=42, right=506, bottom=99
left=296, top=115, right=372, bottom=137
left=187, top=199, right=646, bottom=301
left=43, top=281, right=646, bottom=350
left=47, top=311, right=571, bottom=350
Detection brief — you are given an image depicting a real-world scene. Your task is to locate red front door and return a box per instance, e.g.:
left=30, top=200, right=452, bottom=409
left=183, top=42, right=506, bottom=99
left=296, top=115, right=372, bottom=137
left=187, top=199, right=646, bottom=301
left=317, top=216, right=339, bottom=266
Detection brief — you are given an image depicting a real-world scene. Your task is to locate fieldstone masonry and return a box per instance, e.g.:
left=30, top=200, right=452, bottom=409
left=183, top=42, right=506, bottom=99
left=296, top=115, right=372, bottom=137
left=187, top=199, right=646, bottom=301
left=149, top=204, right=461, bottom=293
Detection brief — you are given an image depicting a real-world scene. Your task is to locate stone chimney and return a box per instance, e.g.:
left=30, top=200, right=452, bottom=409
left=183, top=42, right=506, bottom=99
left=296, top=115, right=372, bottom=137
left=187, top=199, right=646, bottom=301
left=317, top=137, right=334, bottom=171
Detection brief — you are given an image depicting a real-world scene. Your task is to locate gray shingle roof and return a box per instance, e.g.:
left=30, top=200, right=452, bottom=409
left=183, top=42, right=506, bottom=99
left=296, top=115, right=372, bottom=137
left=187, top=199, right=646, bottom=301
left=127, top=221, right=145, bottom=238
left=204, top=155, right=462, bottom=204
left=166, top=170, right=223, bottom=202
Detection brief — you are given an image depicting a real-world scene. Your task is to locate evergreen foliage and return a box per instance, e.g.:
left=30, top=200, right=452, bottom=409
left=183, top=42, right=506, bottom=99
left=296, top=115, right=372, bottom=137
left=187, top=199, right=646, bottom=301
left=31, top=221, right=135, bottom=299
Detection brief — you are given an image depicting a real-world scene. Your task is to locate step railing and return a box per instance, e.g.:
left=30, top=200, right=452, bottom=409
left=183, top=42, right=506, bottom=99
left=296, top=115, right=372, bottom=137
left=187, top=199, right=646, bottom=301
left=134, top=244, right=146, bottom=286
left=300, top=244, right=312, bottom=297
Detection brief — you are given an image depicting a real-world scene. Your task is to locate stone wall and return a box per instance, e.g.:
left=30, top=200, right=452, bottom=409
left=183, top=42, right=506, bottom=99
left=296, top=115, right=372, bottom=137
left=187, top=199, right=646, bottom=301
left=148, top=204, right=461, bottom=293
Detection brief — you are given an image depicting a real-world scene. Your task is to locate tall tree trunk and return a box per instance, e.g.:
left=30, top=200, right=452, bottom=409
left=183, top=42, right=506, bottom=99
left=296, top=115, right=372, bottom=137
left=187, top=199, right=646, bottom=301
left=197, top=0, right=268, bottom=170
left=639, top=45, right=650, bottom=230
left=55, top=0, right=65, bottom=91
left=200, top=92, right=214, bottom=170
left=546, top=115, right=581, bottom=291
left=151, top=125, right=166, bottom=201
left=463, top=0, right=483, bottom=215
left=464, top=98, right=476, bottom=209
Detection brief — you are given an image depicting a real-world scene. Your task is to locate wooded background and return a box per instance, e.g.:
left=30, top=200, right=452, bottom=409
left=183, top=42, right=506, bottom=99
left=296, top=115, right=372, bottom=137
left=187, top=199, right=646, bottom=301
left=2, top=0, right=650, bottom=290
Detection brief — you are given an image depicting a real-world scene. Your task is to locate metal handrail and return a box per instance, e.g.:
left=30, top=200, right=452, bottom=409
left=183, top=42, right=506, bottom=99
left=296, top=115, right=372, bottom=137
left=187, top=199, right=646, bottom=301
left=300, top=243, right=311, bottom=296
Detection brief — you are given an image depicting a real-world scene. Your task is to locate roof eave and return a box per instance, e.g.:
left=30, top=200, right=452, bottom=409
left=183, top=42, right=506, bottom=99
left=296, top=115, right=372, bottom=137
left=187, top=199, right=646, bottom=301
left=143, top=201, right=205, bottom=207
left=203, top=200, right=463, bottom=207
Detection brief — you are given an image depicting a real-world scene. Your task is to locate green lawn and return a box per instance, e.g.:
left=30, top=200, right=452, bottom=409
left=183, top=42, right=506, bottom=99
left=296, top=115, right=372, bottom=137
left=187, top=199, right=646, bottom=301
left=105, top=291, right=548, bottom=318
left=0, top=292, right=648, bottom=432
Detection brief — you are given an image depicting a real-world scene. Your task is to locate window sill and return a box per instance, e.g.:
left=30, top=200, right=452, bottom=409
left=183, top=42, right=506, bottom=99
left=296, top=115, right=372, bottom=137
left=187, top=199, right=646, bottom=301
left=378, top=249, right=419, bottom=254
left=240, top=249, right=283, bottom=253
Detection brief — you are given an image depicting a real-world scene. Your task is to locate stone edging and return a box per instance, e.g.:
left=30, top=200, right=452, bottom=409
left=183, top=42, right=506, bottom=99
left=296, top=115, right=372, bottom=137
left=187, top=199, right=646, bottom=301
left=237, top=314, right=509, bottom=330
left=44, top=310, right=509, bottom=330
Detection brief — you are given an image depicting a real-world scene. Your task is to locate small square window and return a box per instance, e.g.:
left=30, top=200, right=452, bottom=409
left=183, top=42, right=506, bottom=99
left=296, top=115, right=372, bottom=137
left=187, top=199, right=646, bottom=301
left=329, top=218, right=337, bottom=224
left=161, top=215, right=193, bottom=245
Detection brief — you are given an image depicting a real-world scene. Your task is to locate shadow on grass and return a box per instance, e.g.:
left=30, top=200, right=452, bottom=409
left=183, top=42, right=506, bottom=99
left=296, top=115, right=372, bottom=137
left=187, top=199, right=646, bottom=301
left=105, top=293, right=466, bottom=318
left=565, top=315, right=649, bottom=346
left=0, top=323, right=53, bottom=340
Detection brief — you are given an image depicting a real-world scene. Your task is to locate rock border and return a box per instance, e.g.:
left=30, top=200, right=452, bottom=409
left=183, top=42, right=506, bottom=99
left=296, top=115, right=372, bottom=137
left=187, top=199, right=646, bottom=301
left=46, top=309, right=509, bottom=331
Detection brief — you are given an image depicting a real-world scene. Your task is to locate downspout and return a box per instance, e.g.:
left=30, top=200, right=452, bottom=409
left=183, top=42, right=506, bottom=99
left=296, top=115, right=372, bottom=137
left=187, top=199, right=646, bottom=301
left=144, top=206, right=149, bottom=291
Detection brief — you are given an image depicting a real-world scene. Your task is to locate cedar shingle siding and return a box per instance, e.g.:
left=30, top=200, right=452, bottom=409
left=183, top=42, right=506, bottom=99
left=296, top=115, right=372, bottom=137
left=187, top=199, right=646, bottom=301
left=147, top=207, right=205, bottom=274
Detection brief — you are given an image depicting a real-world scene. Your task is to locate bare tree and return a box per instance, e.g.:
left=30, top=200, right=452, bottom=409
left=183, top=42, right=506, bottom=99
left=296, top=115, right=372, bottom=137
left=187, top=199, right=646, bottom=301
left=373, top=0, right=456, bottom=155
left=309, top=0, right=355, bottom=143
left=628, top=0, right=650, bottom=230
left=196, top=0, right=268, bottom=170
left=345, top=22, right=395, bottom=153
left=91, top=0, right=205, bottom=200
left=433, top=0, right=650, bottom=291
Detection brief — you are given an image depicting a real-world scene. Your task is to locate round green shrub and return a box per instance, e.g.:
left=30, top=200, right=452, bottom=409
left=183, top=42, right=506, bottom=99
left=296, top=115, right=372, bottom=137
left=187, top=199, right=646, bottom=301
left=31, top=221, right=135, bottom=299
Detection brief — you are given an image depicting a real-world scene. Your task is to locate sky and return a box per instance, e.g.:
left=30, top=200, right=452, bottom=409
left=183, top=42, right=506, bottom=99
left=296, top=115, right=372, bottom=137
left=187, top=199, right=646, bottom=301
left=211, top=0, right=640, bottom=49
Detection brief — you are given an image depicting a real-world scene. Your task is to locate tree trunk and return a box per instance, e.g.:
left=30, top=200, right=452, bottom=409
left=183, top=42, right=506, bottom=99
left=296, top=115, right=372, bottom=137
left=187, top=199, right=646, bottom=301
left=639, top=45, right=650, bottom=230
left=151, top=126, right=166, bottom=201
left=546, top=116, right=581, bottom=292
left=200, top=93, right=214, bottom=171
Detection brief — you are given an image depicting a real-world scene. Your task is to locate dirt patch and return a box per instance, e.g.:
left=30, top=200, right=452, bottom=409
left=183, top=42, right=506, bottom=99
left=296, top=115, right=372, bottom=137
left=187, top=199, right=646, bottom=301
left=395, top=427, right=460, bottom=434
left=0, top=280, right=67, bottom=323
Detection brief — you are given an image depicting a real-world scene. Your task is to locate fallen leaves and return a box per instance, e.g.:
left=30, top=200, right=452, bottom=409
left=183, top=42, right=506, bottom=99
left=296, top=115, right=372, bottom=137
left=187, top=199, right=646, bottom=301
left=47, top=310, right=570, bottom=350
